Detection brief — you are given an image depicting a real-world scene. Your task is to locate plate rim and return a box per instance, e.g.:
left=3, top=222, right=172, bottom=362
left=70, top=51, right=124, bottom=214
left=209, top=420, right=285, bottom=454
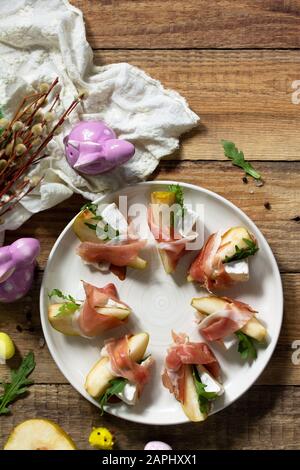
left=40, top=180, right=283, bottom=425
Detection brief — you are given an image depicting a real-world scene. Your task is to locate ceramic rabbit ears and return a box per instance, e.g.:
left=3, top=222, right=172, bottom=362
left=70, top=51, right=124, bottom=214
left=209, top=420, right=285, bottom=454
left=0, top=238, right=40, bottom=283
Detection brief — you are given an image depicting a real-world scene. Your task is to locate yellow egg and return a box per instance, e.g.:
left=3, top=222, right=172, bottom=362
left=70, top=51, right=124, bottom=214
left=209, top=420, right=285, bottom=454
left=0, top=332, right=15, bottom=360
left=88, top=427, right=114, bottom=450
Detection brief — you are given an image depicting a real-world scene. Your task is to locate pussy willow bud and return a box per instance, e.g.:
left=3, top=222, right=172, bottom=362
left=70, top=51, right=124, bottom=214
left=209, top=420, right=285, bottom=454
left=38, top=97, right=48, bottom=108
left=0, top=159, right=7, bottom=170
left=32, top=137, right=42, bottom=147
left=34, top=110, right=44, bottom=122
left=39, top=82, right=50, bottom=93
left=31, top=123, right=43, bottom=136
left=12, top=121, right=24, bottom=132
left=15, top=137, right=23, bottom=144
left=44, top=111, right=55, bottom=122
left=29, top=175, right=41, bottom=187
left=15, top=143, right=27, bottom=155
left=5, top=142, right=13, bottom=156
left=0, top=118, right=9, bottom=129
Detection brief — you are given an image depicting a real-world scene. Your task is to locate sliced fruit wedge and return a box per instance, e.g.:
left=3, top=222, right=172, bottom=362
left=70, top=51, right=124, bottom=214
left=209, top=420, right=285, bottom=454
left=217, top=226, right=256, bottom=262
left=181, top=364, right=207, bottom=422
left=73, top=208, right=147, bottom=270
left=150, top=191, right=177, bottom=274
left=85, top=332, right=149, bottom=398
left=4, top=419, right=76, bottom=450
left=191, top=296, right=267, bottom=342
left=48, top=303, right=80, bottom=336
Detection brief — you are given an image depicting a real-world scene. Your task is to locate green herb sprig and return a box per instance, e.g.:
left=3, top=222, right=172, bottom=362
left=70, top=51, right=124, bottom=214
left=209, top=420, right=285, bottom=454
left=48, top=289, right=80, bottom=317
left=168, top=184, right=185, bottom=226
left=235, top=331, right=257, bottom=360
left=192, top=366, right=218, bottom=415
left=81, top=202, right=98, bottom=215
left=223, top=238, right=259, bottom=263
left=0, top=352, right=35, bottom=415
left=221, top=140, right=261, bottom=180
left=98, top=378, right=127, bottom=415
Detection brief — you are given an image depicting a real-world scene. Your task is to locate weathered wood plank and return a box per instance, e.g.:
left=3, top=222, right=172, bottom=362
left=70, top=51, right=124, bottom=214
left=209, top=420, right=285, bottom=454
left=93, top=50, right=300, bottom=161
left=0, top=256, right=299, bottom=384
left=71, top=0, right=300, bottom=49
left=4, top=162, right=299, bottom=272
left=0, top=384, right=299, bottom=449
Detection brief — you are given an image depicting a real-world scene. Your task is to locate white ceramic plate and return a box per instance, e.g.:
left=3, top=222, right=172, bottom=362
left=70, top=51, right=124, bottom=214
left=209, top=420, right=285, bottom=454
left=40, top=181, right=283, bottom=425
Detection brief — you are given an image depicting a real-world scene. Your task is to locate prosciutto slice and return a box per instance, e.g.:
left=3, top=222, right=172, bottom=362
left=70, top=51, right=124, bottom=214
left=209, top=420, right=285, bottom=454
left=105, top=335, right=154, bottom=394
left=77, top=239, right=147, bottom=267
left=162, top=332, right=220, bottom=403
left=188, top=232, right=232, bottom=290
left=198, top=297, right=256, bottom=342
left=78, top=282, right=128, bottom=337
left=148, top=207, right=189, bottom=271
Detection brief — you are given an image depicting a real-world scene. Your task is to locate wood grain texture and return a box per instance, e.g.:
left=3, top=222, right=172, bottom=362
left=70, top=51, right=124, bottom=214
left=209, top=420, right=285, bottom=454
left=92, top=50, right=300, bottom=161
left=71, top=0, right=300, bottom=49
left=0, top=384, right=299, bottom=450
left=4, top=162, right=299, bottom=272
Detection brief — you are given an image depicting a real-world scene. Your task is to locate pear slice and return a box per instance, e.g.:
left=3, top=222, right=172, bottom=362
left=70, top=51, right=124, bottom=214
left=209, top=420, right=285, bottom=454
left=85, top=332, right=150, bottom=398
left=73, top=209, right=100, bottom=243
left=48, top=304, right=80, bottom=336
left=73, top=209, right=147, bottom=270
left=191, top=296, right=267, bottom=342
left=217, top=226, right=256, bottom=262
left=181, top=365, right=207, bottom=422
left=4, top=419, right=76, bottom=450
left=95, top=305, right=131, bottom=320
left=150, top=191, right=177, bottom=274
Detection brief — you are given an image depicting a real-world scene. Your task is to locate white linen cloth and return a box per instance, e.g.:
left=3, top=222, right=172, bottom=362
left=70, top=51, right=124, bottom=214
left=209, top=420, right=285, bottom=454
left=0, top=0, right=199, bottom=235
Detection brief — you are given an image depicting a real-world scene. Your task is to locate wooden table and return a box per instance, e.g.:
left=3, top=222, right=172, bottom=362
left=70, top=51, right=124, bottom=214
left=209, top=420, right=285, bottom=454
left=1, top=0, right=300, bottom=450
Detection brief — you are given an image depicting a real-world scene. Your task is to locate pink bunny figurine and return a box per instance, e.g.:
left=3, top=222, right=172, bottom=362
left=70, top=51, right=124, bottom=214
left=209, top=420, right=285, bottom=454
left=64, top=121, right=135, bottom=175
left=0, top=238, right=40, bottom=303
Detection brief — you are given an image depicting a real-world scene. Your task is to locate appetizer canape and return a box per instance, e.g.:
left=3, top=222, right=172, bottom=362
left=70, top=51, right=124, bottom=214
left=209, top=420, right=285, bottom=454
left=192, top=296, right=267, bottom=359
left=188, top=226, right=258, bottom=290
left=162, top=332, right=224, bottom=422
left=73, top=202, right=147, bottom=280
left=148, top=185, right=198, bottom=274
left=48, top=281, right=130, bottom=337
left=85, top=332, right=154, bottom=413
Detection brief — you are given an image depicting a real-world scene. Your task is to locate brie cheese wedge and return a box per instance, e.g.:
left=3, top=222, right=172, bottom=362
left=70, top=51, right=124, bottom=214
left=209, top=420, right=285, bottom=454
left=196, top=365, right=224, bottom=396
left=224, top=259, right=249, bottom=282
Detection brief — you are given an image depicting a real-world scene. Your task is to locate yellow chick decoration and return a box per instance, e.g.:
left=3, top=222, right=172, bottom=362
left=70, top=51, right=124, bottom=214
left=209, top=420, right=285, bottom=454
left=89, top=427, right=114, bottom=450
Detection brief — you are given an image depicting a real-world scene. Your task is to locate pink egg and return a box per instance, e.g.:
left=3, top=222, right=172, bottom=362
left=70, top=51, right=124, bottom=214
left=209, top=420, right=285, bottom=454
left=144, top=441, right=172, bottom=450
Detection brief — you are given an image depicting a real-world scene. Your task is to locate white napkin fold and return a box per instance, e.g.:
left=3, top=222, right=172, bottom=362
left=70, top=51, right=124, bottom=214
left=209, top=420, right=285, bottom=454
left=0, top=0, right=199, bottom=233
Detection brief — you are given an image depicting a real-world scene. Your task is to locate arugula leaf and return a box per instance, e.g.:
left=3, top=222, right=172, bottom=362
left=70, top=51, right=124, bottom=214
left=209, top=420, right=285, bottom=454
left=168, top=184, right=184, bottom=211
left=48, top=288, right=77, bottom=304
left=168, top=184, right=185, bottom=227
left=192, top=366, right=218, bottom=415
left=223, top=237, right=259, bottom=263
left=235, top=331, right=257, bottom=360
left=221, top=140, right=261, bottom=180
left=98, top=378, right=127, bottom=415
left=81, top=202, right=98, bottom=215
left=0, top=352, right=35, bottom=415
left=84, top=222, right=97, bottom=231
left=48, top=289, right=79, bottom=318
